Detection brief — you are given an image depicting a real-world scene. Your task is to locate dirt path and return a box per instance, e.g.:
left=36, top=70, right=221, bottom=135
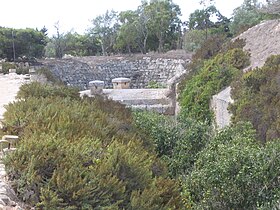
left=0, top=73, right=29, bottom=119
left=0, top=73, right=29, bottom=209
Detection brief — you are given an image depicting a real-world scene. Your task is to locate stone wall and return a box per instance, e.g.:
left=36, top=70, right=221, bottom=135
left=40, top=56, right=189, bottom=90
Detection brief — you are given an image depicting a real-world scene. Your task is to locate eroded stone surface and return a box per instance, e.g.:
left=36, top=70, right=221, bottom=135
left=211, top=87, right=233, bottom=129
left=236, top=19, right=280, bottom=70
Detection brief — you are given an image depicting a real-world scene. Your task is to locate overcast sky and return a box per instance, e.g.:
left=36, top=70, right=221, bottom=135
left=0, top=0, right=244, bottom=36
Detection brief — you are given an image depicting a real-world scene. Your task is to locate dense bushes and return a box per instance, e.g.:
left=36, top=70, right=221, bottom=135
left=179, top=48, right=249, bottom=124
left=133, top=111, right=211, bottom=178
left=16, top=82, right=80, bottom=101
left=0, top=62, right=16, bottom=74
left=133, top=110, right=280, bottom=209
left=230, top=55, right=280, bottom=142
left=185, top=122, right=280, bottom=209
left=0, top=27, right=47, bottom=61
left=3, top=83, right=182, bottom=209
left=0, top=62, right=29, bottom=74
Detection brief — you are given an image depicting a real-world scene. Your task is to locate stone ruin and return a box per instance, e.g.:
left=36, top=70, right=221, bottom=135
left=81, top=75, right=180, bottom=115
left=39, top=55, right=190, bottom=115
left=41, top=55, right=190, bottom=90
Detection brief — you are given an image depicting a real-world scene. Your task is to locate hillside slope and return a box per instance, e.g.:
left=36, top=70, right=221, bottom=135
left=237, top=19, right=280, bottom=70
left=212, top=19, right=280, bottom=128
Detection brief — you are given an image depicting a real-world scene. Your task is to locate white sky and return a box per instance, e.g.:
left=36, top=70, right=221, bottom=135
left=0, top=0, right=244, bottom=36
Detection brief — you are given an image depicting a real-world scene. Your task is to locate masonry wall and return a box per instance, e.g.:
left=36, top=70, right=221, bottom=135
left=41, top=56, right=188, bottom=90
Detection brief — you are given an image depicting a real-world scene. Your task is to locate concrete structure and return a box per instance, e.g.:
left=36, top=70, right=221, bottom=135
left=89, top=80, right=105, bottom=95
left=81, top=87, right=175, bottom=115
left=8, top=69, right=16, bottom=74
left=29, top=68, right=36, bottom=75
left=112, top=78, right=131, bottom=89
left=210, top=86, right=233, bottom=129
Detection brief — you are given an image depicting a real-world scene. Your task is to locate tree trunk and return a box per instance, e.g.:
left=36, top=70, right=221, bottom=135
left=127, top=45, right=131, bottom=55
left=158, top=34, right=164, bottom=53
left=143, top=35, right=147, bottom=54
left=101, top=41, right=106, bottom=56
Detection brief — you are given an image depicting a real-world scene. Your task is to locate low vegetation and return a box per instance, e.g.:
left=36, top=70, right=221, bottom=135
left=133, top=111, right=211, bottom=178
left=230, top=54, right=280, bottom=142
left=179, top=48, right=250, bottom=124
left=1, top=0, right=280, bottom=209
left=3, top=83, right=182, bottom=209
left=185, top=122, right=280, bottom=209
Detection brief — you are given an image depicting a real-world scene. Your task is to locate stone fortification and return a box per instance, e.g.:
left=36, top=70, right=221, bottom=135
left=210, top=87, right=233, bottom=129
left=236, top=19, right=280, bottom=70
left=41, top=55, right=189, bottom=90
left=212, top=19, right=280, bottom=129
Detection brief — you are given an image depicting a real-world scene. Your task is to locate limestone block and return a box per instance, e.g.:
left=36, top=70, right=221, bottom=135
left=112, top=78, right=131, bottom=89
left=89, top=80, right=104, bottom=95
left=2, top=135, right=18, bottom=142
left=23, top=74, right=30, bottom=80
left=8, top=69, right=16, bottom=74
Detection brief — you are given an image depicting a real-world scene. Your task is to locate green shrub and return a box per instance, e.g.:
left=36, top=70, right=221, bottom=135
left=185, top=122, right=280, bottom=209
left=36, top=67, right=63, bottom=84
left=230, top=54, right=280, bottom=142
left=16, top=82, right=80, bottom=100
left=192, top=34, right=228, bottom=61
left=133, top=111, right=211, bottom=177
left=1, top=62, right=16, bottom=74
left=3, top=83, right=183, bottom=209
left=179, top=48, right=249, bottom=124
left=146, top=81, right=166, bottom=89
left=183, top=29, right=206, bottom=52
left=0, top=62, right=29, bottom=74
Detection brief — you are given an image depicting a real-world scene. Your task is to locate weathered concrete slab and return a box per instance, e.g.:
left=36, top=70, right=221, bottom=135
left=80, top=88, right=175, bottom=114
left=211, top=86, right=233, bottom=129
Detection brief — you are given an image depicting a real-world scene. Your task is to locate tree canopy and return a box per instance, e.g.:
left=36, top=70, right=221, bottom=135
left=0, top=27, right=47, bottom=61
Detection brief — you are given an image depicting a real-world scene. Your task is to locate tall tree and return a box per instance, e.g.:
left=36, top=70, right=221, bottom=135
left=53, top=21, right=65, bottom=58
left=260, top=0, right=280, bottom=15
left=135, top=1, right=149, bottom=54
left=187, top=5, right=228, bottom=39
left=89, top=10, right=119, bottom=56
left=145, top=0, right=181, bottom=53
left=115, top=10, right=139, bottom=54
left=230, top=0, right=264, bottom=35
left=0, top=27, right=47, bottom=60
